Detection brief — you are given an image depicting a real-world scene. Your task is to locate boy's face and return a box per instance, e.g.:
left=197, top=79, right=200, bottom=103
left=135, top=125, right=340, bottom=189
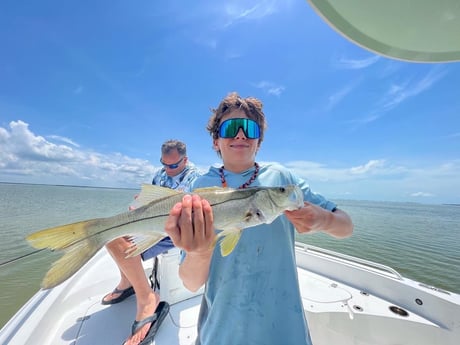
left=213, top=109, right=260, bottom=170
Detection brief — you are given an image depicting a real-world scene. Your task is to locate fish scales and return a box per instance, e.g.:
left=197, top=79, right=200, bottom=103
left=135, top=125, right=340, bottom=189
left=26, top=184, right=303, bottom=288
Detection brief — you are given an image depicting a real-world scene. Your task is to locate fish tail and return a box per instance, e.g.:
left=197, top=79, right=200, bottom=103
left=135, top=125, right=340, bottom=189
left=26, top=219, right=105, bottom=288
left=26, top=219, right=99, bottom=250
left=41, top=239, right=101, bottom=289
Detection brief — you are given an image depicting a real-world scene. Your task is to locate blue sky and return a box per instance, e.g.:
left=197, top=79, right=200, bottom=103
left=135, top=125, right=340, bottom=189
left=0, top=0, right=459, bottom=204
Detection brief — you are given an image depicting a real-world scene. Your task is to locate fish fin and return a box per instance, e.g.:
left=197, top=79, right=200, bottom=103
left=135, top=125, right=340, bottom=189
left=131, top=184, right=183, bottom=209
left=26, top=219, right=106, bottom=288
left=40, top=236, right=101, bottom=289
left=26, top=219, right=98, bottom=250
left=124, top=234, right=167, bottom=257
left=218, top=230, right=242, bottom=257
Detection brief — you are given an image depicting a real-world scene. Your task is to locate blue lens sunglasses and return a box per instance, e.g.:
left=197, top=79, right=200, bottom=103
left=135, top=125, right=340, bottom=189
left=160, top=156, right=184, bottom=169
left=218, top=118, right=260, bottom=139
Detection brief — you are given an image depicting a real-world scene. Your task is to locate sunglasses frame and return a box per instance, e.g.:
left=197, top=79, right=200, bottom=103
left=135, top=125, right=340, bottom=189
left=218, top=118, right=261, bottom=139
left=160, top=156, right=185, bottom=169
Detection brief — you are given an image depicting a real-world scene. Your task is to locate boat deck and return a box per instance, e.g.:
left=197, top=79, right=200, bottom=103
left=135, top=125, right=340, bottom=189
left=1, top=245, right=459, bottom=345
left=1, top=248, right=200, bottom=345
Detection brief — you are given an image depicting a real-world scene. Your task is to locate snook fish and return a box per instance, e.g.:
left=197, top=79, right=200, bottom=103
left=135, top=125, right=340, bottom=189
left=26, top=184, right=304, bottom=289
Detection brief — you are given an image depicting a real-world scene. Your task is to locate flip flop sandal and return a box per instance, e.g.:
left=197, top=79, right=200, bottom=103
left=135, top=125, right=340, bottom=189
left=129, top=301, right=170, bottom=345
left=101, top=286, right=135, bottom=305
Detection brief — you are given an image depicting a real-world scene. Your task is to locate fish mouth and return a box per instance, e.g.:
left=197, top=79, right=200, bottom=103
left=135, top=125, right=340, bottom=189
left=271, top=185, right=304, bottom=210
left=290, top=186, right=304, bottom=209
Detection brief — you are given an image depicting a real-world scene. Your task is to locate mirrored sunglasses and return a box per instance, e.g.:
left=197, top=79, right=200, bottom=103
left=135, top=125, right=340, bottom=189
left=160, top=156, right=184, bottom=169
left=218, top=118, right=260, bottom=139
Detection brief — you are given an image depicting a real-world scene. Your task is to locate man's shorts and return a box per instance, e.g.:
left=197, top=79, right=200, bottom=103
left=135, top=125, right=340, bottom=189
left=141, top=237, right=175, bottom=261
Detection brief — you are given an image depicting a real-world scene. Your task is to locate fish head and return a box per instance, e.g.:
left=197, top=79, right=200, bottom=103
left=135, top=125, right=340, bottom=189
left=211, top=185, right=303, bottom=257
left=253, top=185, right=304, bottom=224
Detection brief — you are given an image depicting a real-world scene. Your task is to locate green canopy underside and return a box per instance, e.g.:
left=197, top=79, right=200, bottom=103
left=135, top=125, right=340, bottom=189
left=307, top=0, right=460, bottom=62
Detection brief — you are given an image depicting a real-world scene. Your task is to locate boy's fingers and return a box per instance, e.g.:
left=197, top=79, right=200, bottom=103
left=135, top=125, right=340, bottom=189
left=165, top=202, right=183, bottom=243
left=192, top=195, right=205, bottom=239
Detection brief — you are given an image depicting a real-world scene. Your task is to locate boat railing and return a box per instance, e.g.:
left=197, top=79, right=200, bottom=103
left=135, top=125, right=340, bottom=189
left=295, top=242, right=404, bottom=280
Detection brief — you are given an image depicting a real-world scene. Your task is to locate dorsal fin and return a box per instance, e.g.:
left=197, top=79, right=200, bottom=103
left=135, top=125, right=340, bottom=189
left=131, top=184, right=182, bottom=208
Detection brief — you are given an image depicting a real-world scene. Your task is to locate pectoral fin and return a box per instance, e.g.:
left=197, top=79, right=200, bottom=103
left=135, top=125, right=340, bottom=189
left=124, top=233, right=167, bottom=257
left=218, top=230, right=242, bottom=257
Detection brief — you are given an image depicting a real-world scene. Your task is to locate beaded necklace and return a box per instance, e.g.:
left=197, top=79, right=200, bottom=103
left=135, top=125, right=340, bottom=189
left=219, top=162, right=259, bottom=189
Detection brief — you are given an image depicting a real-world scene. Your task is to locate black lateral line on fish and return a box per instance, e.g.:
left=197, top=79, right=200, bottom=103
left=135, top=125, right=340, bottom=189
left=59, top=212, right=171, bottom=250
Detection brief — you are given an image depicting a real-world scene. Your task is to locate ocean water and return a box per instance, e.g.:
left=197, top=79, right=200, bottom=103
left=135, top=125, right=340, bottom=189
left=0, top=183, right=459, bottom=328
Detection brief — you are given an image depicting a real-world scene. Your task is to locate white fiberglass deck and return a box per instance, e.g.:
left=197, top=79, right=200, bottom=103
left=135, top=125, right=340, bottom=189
left=1, top=245, right=459, bottom=345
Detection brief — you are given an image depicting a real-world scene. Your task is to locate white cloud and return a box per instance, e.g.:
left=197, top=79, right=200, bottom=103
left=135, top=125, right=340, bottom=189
left=326, top=82, right=358, bottom=110
left=1, top=120, right=77, bottom=162
left=379, top=66, right=447, bottom=111
left=352, top=65, right=447, bottom=126
left=349, top=159, right=386, bottom=174
left=410, top=192, right=434, bottom=197
left=335, top=55, right=380, bottom=69
left=280, top=159, right=459, bottom=203
left=2, top=120, right=459, bottom=203
left=253, top=81, right=285, bottom=96
left=0, top=120, right=156, bottom=187
left=282, top=159, right=405, bottom=183
left=222, top=0, right=282, bottom=27
left=346, top=113, right=382, bottom=126
left=47, top=135, right=80, bottom=148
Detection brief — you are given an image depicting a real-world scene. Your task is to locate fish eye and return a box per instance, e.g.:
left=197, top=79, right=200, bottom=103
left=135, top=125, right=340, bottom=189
left=279, top=187, right=285, bottom=192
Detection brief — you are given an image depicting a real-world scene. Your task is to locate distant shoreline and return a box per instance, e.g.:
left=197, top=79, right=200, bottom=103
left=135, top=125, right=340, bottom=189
left=1, top=181, right=458, bottom=206
left=0, top=181, right=137, bottom=191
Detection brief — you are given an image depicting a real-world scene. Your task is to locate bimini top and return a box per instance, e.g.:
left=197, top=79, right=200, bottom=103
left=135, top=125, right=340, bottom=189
left=307, top=0, right=460, bottom=62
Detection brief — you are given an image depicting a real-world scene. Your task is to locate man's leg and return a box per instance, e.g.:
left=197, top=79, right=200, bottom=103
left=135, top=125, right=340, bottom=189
left=106, top=238, right=160, bottom=344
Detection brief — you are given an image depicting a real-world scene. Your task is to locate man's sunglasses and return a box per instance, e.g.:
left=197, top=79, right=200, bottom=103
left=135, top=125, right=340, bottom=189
left=160, top=156, right=184, bottom=169
left=218, top=118, right=260, bottom=139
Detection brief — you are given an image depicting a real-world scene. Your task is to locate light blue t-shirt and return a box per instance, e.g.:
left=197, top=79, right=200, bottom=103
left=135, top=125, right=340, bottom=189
left=189, top=163, right=336, bottom=345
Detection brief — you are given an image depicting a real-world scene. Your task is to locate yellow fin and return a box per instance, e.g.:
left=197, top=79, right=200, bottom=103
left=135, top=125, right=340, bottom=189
left=124, top=233, right=167, bottom=257
left=41, top=238, right=100, bottom=289
left=219, top=230, right=242, bottom=257
left=26, top=219, right=106, bottom=288
left=131, top=184, right=182, bottom=209
left=26, top=220, right=96, bottom=250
